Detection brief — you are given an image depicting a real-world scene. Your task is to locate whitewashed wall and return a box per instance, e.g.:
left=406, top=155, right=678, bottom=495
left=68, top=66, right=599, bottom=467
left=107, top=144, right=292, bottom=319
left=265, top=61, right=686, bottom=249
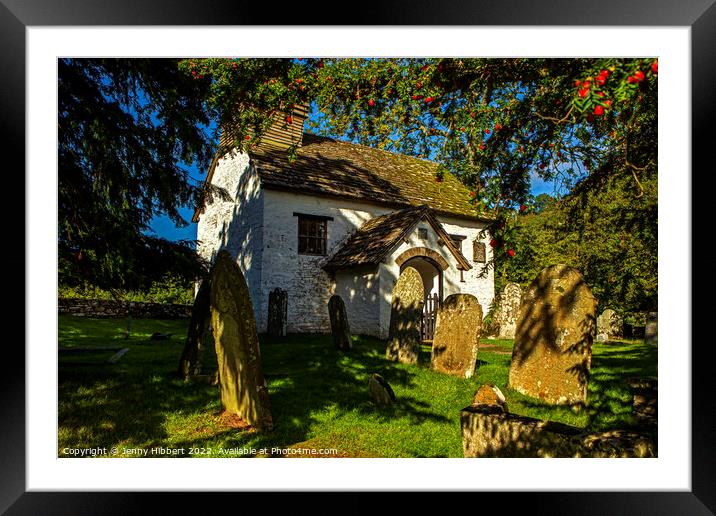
left=260, top=190, right=390, bottom=333
left=196, top=151, right=265, bottom=325
left=198, top=151, right=493, bottom=337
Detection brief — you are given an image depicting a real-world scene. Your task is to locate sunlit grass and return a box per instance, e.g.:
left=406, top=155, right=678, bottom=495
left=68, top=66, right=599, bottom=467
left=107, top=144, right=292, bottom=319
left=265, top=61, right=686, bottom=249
left=58, top=315, right=656, bottom=458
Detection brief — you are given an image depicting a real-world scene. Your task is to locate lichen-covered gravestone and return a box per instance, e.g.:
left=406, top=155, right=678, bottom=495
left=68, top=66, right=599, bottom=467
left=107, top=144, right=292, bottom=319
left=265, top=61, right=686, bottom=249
left=497, top=283, right=522, bottom=339
left=210, top=251, right=273, bottom=431
left=267, top=288, right=287, bottom=340
left=431, top=294, right=483, bottom=378
left=328, top=294, right=352, bottom=351
left=472, top=383, right=508, bottom=413
left=645, top=312, right=658, bottom=345
left=508, top=264, right=597, bottom=405
left=385, top=266, right=424, bottom=364
left=596, top=308, right=623, bottom=341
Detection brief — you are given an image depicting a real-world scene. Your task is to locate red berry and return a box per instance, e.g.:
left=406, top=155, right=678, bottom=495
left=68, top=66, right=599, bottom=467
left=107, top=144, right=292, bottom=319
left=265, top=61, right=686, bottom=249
left=470, top=112, right=475, bottom=118
left=627, top=76, right=637, bottom=84
left=651, top=60, right=658, bottom=74
left=507, top=249, right=515, bottom=257
left=604, top=99, right=613, bottom=107
left=479, top=143, right=485, bottom=151
left=599, top=69, right=609, bottom=78
left=583, top=81, right=591, bottom=88
left=596, top=76, right=605, bottom=86
left=286, top=116, right=293, bottom=124
left=578, top=88, right=589, bottom=98
left=424, top=97, right=433, bottom=104
left=295, top=78, right=302, bottom=83
left=519, top=204, right=526, bottom=212
left=484, top=129, right=491, bottom=135
left=634, top=71, right=645, bottom=82
left=318, top=61, right=324, bottom=68
left=575, top=80, right=581, bottom=87
left=539, top=163, right=546, bottom=170
left=469, top=191, right=475, bottom=197
left=594, top=105, right=604, bottom=116
left=368, top=99, right=375, bottom=107
left=245, top=135, right=250, bottom=140
left=489, top=239, right=499, bottom=248
left=495, top=123, right=502, bottom=131
left=416, top=81, right=423, bottom=89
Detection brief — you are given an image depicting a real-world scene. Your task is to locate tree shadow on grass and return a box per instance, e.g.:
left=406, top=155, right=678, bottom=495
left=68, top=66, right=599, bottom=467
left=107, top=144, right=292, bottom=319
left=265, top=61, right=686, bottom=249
left=58, top=329, right=451, bottom=457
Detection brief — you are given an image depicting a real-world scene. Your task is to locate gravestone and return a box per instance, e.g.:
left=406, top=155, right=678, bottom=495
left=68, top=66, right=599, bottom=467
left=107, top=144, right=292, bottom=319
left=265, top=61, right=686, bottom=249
left=508, top=264, right=597, bottom=405
left=210, top=251, right=273, bottom=431
left=431, top=293, right=483, bottom=378
left=385, top=266, right=424, bottom=364
left=368, top=373, right=395, bottom=406
left=178, top=277, right=212, bottom=379
left=328, top=295, right=352, bottom=351
left=597, top=308, right=623, bottom=341
left=267, top=288, right=288, bottom=339
left=472, top=383, right=508, bottom=413
left=497, top=283, right=522, bottom=339
left=645, top=312, right=658, bottom=345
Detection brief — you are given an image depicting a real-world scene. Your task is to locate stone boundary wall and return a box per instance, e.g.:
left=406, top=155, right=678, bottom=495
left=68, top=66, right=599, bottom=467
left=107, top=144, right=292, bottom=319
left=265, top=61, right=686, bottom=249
left=59, top=298, right=192, bottom=319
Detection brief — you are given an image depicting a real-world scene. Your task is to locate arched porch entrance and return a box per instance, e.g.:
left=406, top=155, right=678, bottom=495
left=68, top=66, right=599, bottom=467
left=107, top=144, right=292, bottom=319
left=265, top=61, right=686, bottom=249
left=396, top=247, right=449, bottom=342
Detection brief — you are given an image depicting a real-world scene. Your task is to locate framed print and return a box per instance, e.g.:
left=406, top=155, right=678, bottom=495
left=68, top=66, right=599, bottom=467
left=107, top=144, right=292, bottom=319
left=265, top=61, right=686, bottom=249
left=5, top=0, right=714, bottom=512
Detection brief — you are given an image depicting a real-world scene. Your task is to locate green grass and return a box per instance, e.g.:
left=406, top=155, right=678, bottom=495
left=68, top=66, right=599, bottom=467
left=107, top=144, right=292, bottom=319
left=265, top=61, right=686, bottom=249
left=58, top=315, right=657, bottom=458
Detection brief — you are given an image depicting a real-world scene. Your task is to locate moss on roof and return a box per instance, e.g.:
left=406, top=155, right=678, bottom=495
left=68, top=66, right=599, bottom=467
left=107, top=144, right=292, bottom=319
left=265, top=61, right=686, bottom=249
left=251, top=133, right=488, bottom=221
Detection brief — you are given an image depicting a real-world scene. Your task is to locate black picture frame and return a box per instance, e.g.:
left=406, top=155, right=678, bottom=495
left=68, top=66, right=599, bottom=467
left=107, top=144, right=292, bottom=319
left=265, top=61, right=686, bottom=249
left=4, top=0, right=712, bottom=513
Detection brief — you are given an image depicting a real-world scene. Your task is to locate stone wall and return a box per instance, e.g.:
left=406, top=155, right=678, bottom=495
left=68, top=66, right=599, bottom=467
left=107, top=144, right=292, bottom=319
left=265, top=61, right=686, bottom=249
left=59, top=298, right=191, bottom=319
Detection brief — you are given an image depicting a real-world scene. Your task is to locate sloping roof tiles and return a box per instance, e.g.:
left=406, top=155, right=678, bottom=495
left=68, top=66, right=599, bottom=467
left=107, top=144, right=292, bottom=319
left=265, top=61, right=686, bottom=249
left=322, top=204, right=471, bottom=272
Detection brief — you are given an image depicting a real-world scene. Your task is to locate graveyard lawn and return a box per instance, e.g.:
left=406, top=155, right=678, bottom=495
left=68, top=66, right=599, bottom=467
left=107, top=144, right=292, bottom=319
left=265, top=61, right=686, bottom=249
left=58, top=316, right=657, bottom=458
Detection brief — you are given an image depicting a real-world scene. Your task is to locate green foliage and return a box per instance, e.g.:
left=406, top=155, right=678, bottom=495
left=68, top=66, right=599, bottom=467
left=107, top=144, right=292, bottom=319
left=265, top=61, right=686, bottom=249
left=502, top=166, right=657, bottom=313
left=187, top=57, right=657, bottom=281
left=59, top=275, right=195, bottom=305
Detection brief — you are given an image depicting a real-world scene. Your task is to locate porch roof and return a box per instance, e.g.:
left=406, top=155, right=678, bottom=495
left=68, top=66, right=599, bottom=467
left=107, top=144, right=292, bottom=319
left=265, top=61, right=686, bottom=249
left=322, top=205, right=472, bottom=273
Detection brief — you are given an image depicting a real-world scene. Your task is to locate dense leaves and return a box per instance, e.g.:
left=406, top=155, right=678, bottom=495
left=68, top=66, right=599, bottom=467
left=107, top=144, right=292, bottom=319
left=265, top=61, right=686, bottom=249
left=59, top=58, right=215, bottom=290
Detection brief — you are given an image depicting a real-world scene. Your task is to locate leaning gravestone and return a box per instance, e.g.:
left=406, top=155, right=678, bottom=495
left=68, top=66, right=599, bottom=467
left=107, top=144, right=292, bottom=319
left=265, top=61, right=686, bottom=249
left=497, top=283, right=522, bottom=339
left=368, top=373, right=395, bottom=406
left=431, top=293, right=483, bottom=378
left=508, top=264, right=597, bottom=405
left=178, top=277, right=211, bottom=379
left=385, top=267, right=424, bottom=364
left=645, top=312, right=658, bottom=345
left=328, top=295, right=352, bottom=351
left=210, top=251, right=273, bottom=431
left=597, top=308, right=623, bottom=342
left=267, top=288, right=288, bottom=339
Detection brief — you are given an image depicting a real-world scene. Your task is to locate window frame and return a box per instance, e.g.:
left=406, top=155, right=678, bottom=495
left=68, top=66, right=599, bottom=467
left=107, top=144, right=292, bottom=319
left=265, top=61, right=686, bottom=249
left=294, top=212, right=332, bottom=256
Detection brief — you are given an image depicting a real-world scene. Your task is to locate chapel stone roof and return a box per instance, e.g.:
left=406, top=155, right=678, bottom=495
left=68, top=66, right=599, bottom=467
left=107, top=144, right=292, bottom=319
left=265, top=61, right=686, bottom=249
left=250, top=133, right=488, bottom=221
